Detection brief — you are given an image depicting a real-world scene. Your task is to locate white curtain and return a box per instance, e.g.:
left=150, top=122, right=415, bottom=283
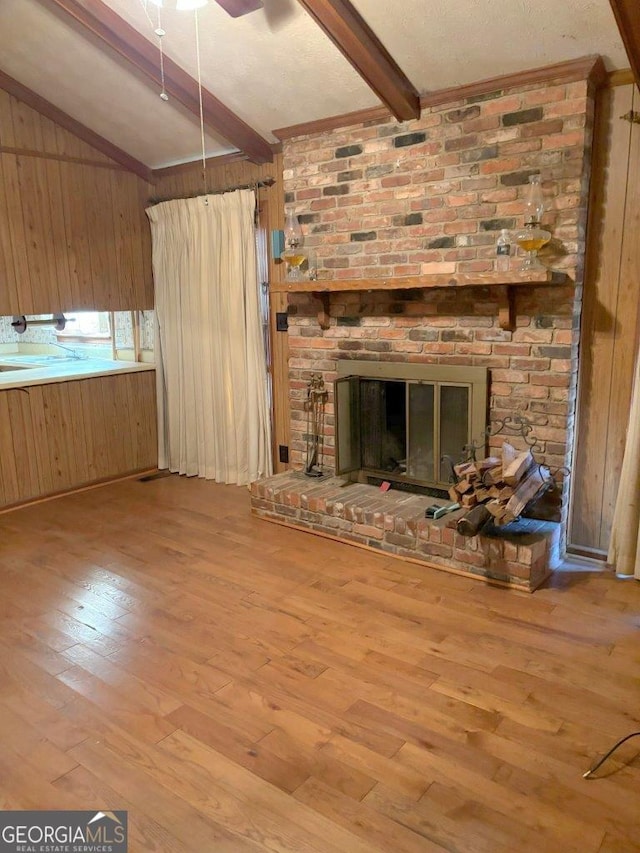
left=146, top=190, right=272, bottom=485
left=608, top=349, right=640, bottom=578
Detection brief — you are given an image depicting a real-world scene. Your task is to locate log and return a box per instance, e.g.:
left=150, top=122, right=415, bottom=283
left=505, top=465, right=550, bottom=518
left=454, top=461, right=477, bottom=479
left=456, top=504, right=492, bottom=537
left=486, top=499, right=509, bottom=519
left=496, top=485, right=514, bottom=501
left=502, top=441, right=518, bottom=469
left=483, top=465, right=503, bottom=486
left=461, top=492, right=478, bottom=508
left=476, top=456, right=501, bottom=473
left=503, top=450, right=534, bottom=486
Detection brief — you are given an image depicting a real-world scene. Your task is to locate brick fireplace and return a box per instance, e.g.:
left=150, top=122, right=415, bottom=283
left=251, top=63, right=599, bottom=590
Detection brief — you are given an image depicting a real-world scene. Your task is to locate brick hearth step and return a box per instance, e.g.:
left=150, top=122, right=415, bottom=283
left=251, top=473, right=561, bottom=592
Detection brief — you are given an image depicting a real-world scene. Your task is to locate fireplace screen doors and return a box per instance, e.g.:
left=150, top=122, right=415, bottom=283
left=335, top=361, right=488, bottom=491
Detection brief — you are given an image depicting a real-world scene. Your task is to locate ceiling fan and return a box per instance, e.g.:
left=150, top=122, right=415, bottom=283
left=215, top=0, right=263, bottom=16
left=148, top=0, right=263, bottom=16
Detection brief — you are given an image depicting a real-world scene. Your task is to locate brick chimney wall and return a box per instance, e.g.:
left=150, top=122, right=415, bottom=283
left=282, top=77, right=596, bottom=516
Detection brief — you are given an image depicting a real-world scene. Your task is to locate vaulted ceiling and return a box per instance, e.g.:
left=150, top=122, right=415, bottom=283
left=0, top=0, right=635, bottom=172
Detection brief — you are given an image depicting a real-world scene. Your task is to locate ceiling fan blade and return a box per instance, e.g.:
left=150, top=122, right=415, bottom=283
left=215, top=0, right=263, bottom=16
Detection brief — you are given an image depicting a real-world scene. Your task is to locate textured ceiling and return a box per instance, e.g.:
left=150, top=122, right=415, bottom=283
left=0, top=0, right=233, bottom=166
left=351, top=0, right=628, bottom=92
left=0, top=0, right=630, bottom=169
left=107, top=0, right=374, bottom=140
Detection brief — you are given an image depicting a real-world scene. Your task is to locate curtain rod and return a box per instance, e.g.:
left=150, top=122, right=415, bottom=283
left=149, top=177, right=275, bottom=205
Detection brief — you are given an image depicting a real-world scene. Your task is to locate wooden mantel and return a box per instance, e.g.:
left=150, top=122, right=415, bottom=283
left=271, top=270, right=570, bottom=331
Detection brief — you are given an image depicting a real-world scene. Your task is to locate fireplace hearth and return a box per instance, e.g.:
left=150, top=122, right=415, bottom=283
left=250, top=473, right=560, bottom=591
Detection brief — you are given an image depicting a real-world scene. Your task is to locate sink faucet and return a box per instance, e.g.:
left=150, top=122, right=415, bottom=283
left=50, top=342, right=85, bottom=359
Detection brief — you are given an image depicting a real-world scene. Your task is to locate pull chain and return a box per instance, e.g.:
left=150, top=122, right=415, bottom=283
left=139, top=0, right=208, bottom=196
left=194, top=7, right=208, bottom=203
left=158, top=4, right=168, bottom=102
left=158, top=3, right=168, bottom=103
left=139, top=0, right=168, bottom=101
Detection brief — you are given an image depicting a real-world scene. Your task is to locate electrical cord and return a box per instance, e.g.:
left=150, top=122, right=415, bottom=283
left=583, top=731, right=640, bottom=779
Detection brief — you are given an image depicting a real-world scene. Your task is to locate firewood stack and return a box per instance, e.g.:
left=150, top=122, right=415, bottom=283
left=449, top=441, right=552, bottom=536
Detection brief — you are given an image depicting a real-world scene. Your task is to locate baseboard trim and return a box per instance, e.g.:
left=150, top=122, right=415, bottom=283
left=0, top=468, right=159, bottom=516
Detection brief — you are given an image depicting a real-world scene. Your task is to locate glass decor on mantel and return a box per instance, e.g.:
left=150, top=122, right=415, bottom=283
left=281, top=209, right=308, bottom=281
left=514, top=224, right=551, bottom=271
left=523, top=173, right=545, bottom=226
left=514, top=174, right=551, bottom=272
left=283, top=208, right=302, bottom=248
left=282, top=249, right=307, bottom=281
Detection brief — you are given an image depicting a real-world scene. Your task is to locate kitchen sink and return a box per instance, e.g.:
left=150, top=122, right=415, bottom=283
left=41, top=355, right=86, bottom=362
left=0, top=363, right=38, bottom=372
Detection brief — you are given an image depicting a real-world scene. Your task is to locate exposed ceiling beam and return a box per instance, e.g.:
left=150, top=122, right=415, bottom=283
left=37, top=0, right=274, bottom=164
left=0, top=68, right=152, bottom=181
left=609, top=0, right=640, bottom=89
left=295, top=0, right=420, bottom=121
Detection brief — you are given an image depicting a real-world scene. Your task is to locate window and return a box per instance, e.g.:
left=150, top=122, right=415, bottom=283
left=57, top=311, right=111, bottom=343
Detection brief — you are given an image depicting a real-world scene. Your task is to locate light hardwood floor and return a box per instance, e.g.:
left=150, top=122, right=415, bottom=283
left=1, top=475, right=639, bottom=852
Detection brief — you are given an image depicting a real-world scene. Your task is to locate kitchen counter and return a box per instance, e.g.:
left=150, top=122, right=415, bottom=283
left=0, top=365, right=157, bottom=509
left=0, top=354, right=155, bottom=390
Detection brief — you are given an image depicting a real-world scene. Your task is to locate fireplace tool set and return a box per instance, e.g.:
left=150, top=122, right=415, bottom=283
left=303, top=374, right=328, bottom=477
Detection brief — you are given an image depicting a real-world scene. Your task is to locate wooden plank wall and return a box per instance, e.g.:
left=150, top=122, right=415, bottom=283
left=152, top=152, right=290, bottom=473
left=570, top=83, right=640, bottom=553
left=0, top=88, right=154, bottom=315
left=0, top=372, right=157, bottom=509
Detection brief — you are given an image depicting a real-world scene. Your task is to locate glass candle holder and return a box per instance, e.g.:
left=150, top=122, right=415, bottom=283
left=524, top=174, right=545, bottom=226
left=514, top=224, right=551, bottom=272
left=284, top=210, right=302, bottom=249
left=281, top=249, right=308, bottom=281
